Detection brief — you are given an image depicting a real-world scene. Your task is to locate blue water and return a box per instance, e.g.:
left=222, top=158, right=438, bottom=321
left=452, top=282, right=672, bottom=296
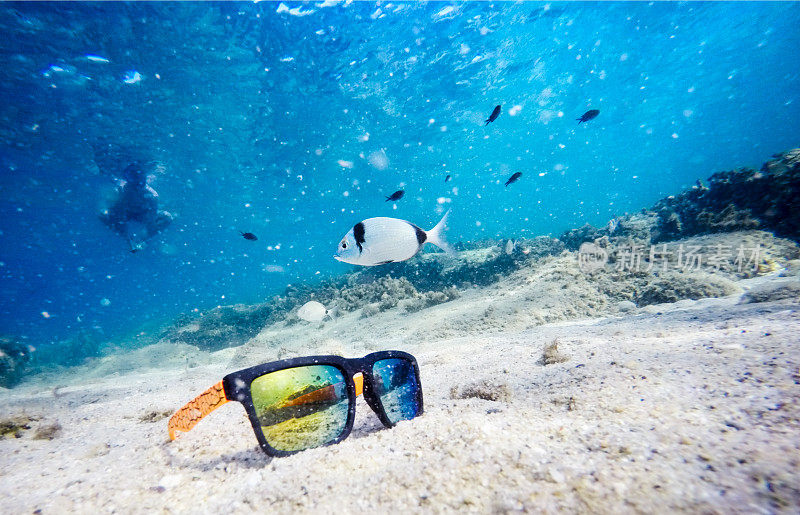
left=1, top=2, right=799, bottom=360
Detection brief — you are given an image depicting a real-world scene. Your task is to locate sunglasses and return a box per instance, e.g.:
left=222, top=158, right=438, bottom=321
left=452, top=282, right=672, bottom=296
left=168, top=351, right=423, bottom=457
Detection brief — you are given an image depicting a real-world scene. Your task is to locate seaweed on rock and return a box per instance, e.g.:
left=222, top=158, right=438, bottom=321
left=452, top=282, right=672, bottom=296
left=633, top=271, right=741, bottom=306
left=160, top=303, right=276, bottom=352
left=160, top=237, right=564, bottom=350
left=160, top=150, right=800, bottom=354
left=0, top=336, right=32, bottom=388
left=359, top=236, right=564, bottom=291
left=560, top=148, right=800, bottom=249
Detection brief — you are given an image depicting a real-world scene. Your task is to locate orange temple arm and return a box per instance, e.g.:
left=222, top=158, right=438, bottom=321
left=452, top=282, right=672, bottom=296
left=168, top=380, right=229, bottom=441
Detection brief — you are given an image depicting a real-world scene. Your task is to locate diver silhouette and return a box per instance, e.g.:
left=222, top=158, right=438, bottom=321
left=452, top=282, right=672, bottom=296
left=99, top=162, right=173, bottom=252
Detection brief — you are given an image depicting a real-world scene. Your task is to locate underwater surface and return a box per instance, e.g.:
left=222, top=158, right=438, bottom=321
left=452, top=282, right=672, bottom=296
left=1, top=1, right=800, bottom=367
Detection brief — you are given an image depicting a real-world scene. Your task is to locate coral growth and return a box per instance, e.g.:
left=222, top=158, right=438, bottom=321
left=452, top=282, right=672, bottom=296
left=0, top=415, right=39, bottom=438
left=542, top=339, right=569, bottom=365
left=163, top=237, right=566, bottom=351
left=739, top=279, right=800, bottom=304
left=161, top=303, right=275, bottom=351
left=59, top=149, right=800, bottom=362
left=162, top=275, right=460, bottom=351
left=359, top=235, right=565, bottom=292
left=560, top=148, right=800, bottom=249
left=633, top=271, right=741, bottom=306
left=0, top=336, right=32, bottom=388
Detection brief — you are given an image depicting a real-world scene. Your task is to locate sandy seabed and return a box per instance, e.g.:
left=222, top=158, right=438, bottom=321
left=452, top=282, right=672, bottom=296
left=2, top=255, right=799, bottom=513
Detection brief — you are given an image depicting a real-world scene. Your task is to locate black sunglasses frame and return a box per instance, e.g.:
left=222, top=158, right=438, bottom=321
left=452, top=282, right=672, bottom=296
left=220, top=350, right=423, bottom=457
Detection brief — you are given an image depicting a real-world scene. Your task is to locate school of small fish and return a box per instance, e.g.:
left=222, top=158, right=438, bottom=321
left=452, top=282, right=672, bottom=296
left=332, top=104, right=600, bottom=267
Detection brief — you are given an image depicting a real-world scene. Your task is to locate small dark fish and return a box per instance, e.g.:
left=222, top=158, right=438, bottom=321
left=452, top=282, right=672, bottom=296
left=385, top=190, right=404, bottom=202
left=128, top=239, right=143, bottom=253
left=240, top=232, right=258, bottom=241
left=505, top=172, right=522, bottom=187
left=445, top=174, right=452, bottom=183
left=577, top=109, right=600, bottom=123
left=484, top=105, right=501, bottom=125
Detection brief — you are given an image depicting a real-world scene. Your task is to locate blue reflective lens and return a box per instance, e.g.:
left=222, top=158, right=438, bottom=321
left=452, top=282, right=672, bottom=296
left=372, top=358, right=421, bottom=424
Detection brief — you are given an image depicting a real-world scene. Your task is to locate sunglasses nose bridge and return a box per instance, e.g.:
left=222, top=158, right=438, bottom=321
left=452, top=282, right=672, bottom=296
left=342, top=360, right=368, bottom=394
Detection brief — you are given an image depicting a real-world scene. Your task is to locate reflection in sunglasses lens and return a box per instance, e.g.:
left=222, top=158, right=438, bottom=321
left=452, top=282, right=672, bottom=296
left=251, top=365, right=349, bottom=452
left=372, top=358, right=421, bottom=424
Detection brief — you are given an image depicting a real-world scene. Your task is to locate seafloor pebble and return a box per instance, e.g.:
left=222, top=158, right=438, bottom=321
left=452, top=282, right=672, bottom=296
left=617, top=300, right=636, bottom=312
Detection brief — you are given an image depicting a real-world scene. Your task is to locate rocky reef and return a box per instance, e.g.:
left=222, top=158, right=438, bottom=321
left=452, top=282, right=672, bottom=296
left=160, top=236, right=565, bottom=352
left=157, top=149, right=800, bottom=355
left=4, top=149, right=800, bottom=384
left=561, top=148, right=800, bottom=250
left=159, top=303, right=276, bottom=352
left=0, top=336, right=32, bottom=388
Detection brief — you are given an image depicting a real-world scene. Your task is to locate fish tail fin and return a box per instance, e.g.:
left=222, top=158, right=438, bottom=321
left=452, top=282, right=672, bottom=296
left=427, top=209, right=455, bottom=256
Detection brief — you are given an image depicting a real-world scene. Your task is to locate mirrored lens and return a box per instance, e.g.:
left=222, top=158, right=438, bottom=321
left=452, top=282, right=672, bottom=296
left=251, top=365, right=349, bottom=452
left=372, top=358, right=421, bottom=424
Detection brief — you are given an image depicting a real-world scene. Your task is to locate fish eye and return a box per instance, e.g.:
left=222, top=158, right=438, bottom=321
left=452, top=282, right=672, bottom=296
left=341, top=241, right=347, bottom=249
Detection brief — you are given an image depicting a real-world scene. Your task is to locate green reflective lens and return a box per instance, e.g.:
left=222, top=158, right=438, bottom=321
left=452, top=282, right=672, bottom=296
left=251, top=365, right=349, bottom=452
left=372, top=358, right=421, bottom=425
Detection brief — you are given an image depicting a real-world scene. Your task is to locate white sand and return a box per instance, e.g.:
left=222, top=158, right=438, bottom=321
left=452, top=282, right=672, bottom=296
left=1, top=270, right=799, bottom=513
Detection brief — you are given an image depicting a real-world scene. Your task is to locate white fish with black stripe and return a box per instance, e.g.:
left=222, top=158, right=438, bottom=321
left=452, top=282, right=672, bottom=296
left=334, top=210, right=453, bottom=266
